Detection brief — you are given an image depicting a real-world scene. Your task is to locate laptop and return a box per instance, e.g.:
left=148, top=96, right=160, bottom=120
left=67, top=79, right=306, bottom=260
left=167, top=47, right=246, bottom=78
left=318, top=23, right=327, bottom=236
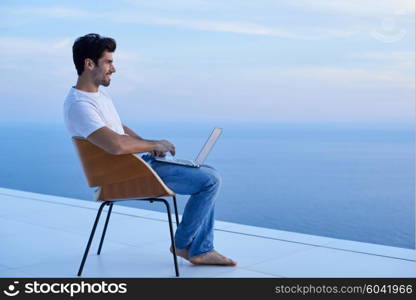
left=154, top=127, right=222, bottom=168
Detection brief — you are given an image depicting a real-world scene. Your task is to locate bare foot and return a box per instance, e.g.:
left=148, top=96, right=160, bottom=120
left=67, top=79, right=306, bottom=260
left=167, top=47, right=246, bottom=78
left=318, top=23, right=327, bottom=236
left=189, top=250, right=237, bottom=266
left=170, top=245, right=189, bottom=260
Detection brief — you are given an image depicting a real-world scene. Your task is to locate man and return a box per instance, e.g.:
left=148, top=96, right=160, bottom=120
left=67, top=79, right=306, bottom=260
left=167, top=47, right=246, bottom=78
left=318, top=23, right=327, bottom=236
left=64, top=33, right=237, bottom=266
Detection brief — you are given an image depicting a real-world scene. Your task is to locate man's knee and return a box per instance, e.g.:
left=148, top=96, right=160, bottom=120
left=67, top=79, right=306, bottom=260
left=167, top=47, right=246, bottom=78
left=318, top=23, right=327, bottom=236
left=202, top=166, right=222, bottom=189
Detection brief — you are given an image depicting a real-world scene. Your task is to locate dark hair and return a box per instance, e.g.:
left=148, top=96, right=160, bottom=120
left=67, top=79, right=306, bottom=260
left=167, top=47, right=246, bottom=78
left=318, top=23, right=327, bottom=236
left=72, top=33, right=116, bottom=76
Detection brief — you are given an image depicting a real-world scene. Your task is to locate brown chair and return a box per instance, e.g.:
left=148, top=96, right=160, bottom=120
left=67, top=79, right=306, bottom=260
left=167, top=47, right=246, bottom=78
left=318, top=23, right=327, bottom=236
left=72, top=137, right=180, bottom=277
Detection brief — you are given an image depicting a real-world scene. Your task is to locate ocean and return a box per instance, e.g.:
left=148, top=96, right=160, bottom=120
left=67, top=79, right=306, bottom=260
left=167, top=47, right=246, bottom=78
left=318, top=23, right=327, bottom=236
left=0, top=121, right=414, bottom=249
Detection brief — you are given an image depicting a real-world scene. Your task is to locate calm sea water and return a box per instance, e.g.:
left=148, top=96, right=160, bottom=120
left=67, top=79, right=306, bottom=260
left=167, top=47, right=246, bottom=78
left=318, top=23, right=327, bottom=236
left=0, top=121, right=414, bottom=249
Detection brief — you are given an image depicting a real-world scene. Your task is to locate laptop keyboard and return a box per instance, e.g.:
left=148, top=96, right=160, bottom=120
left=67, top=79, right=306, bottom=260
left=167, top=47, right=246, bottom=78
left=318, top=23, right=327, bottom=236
left=166, top=157, right=192, bottom=164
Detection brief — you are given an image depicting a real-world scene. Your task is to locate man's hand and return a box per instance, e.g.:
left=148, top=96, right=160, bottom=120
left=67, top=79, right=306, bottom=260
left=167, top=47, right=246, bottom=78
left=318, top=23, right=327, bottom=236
left=150, top=139, right=176, bottom=157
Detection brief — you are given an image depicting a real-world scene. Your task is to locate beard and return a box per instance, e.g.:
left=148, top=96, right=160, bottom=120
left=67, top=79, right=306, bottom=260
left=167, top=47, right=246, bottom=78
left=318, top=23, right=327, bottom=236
left=101, top=73, right=112, bottom=86
left=93, top=71, right=111, bottom=87
left=94, top=73, right=111, bottom=87
left=101, top=78, right=111, bottom=87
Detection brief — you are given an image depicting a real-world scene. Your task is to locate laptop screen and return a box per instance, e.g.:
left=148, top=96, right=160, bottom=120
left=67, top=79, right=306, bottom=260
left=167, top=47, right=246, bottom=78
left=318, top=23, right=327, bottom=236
left=195, top=128, right=222, bottom=165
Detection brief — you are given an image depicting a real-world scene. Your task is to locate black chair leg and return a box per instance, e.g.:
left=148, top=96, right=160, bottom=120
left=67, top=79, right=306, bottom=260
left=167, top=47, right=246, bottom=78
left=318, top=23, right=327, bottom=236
left=78, top=198, right=179, bottom=277
left=172, top=195, right=179, bottom=226
left=153, top=198, right=180, bottom=277
left=97, top=202, right=113, bottom=255
left=77, top=201, right=107, bottom=276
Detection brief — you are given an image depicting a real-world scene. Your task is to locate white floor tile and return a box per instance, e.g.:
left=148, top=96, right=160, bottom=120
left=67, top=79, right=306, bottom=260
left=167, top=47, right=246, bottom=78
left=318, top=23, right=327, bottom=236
left=102, top=217, right=175, bottom=247
left=214, top=230, right=315, bottom=268
left=326, top=239, right=415, bottom=261
left=246, top=246, right=416, bottom=278
left=0, top=220, right=125, bottom=269
left=0, top=268, right=32, bottom=278
left=0, top=265, right=10, bottom=272
left=223, top=222, right=336, bottom=247
left=0, top=188, right=96, bottom=209
left=0, top=196, right=48, bottom=218
left=213, top=268, right=279, bottom=277
left=13, top=246, right=177, bottom=278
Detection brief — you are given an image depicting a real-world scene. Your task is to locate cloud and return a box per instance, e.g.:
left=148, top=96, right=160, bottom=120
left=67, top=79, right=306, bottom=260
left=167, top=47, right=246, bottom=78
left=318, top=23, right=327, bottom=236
left=125, top=0, right=415, bottom=16
left=0, top=2, right=413, bottom=123
left=0, top=36, right=142, bottom=80
left=0, top=36, right=142, bottom=59
left=351, top=51, right=414, bottom=61
left=124, top=0, right=214, bottom=11
left=0, top=37, right=72, bottom=56
left=350, top=51, right=415, bottom=70
left=287, top=0, right=415, bottom=16
left=289, top=67, right=411, bottom=87
left=6, top=6, right=91, bottom=18
left=243, top=66, right=413, bottom=90
left=3, top=6, right=364, bottom=40
left=148, top=17, right=362, bottom=39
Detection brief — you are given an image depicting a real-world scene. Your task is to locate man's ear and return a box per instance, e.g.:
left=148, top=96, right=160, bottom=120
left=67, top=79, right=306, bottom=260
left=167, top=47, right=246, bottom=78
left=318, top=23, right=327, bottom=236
left=84, top=58, right=95, bottom=71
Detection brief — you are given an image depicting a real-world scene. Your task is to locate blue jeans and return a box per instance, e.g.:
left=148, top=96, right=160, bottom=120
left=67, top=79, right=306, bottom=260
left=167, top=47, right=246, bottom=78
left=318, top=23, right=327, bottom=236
left=141, top=154, right=222, bottom=258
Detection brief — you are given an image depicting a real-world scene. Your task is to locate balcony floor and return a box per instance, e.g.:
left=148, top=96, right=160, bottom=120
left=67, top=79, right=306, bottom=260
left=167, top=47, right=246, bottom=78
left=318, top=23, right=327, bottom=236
left=0, top=187, right=414, bottom=278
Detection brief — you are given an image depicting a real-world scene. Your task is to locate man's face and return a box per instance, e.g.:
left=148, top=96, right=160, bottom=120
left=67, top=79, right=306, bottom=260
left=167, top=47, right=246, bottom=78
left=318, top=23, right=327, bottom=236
left=92, top=50, right=116, bottom=87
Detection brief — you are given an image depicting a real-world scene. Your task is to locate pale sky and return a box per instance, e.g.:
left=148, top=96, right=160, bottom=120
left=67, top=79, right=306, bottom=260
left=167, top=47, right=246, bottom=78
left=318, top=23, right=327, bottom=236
left=0, top=0, right=414, bottom=124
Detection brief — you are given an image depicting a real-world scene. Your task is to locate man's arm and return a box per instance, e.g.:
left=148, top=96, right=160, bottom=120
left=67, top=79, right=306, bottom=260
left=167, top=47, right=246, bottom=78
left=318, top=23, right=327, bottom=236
left=122, top=124, right=167, bottom=157
left=87, top=127, right=175, bottom=156
left=123, top=124, right=143, bottom=139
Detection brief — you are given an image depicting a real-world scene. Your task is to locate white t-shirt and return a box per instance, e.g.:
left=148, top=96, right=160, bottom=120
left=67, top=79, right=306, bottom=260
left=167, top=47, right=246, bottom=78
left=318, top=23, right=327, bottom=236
left=63, top=87, right=125, bottom=138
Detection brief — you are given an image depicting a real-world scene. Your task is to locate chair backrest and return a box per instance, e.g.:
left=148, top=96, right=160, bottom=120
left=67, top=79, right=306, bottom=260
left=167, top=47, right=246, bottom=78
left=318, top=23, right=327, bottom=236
left=72, top=137, right=174, bottom=200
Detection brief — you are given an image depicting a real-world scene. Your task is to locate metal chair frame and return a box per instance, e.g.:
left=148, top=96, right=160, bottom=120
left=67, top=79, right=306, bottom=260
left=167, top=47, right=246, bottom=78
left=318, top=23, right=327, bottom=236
left=77, top=195, right=180, bottom=277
